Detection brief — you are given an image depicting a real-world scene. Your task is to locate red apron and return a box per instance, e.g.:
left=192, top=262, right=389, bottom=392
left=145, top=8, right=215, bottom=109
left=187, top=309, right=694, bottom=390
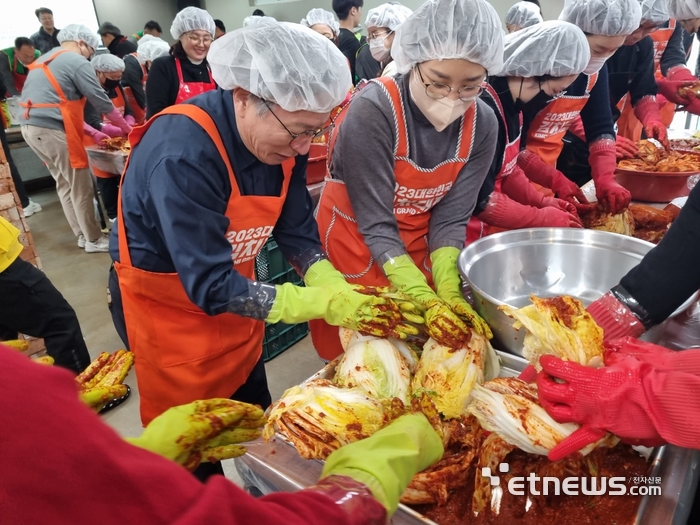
left=466, top=84, right=522, bottom=244
left=174, top=58, right=216, bottom=104
left=617, top=20, right=678, bottom=140
left=86, top=87, right=128, bottom=179
left=123, top=53, right=147, bottom=124
left=12, top=54, right=28, bottom=94
left=311, top=76, right=477, bottom=360
left=115, top=104, right=294, bottom=425
left=525, top=73, right=599, bottom=166
left=20, top=50, right=88, bottom=169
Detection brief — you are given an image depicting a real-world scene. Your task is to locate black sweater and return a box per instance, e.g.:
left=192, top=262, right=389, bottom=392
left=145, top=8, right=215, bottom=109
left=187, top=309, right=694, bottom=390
left=606, top=37, right=657, bottom=121
left=122, top=54, right=145, bottom=110
left=145, top=55, right=214, bottom=119
left=107, top=36, right=137, bottom=59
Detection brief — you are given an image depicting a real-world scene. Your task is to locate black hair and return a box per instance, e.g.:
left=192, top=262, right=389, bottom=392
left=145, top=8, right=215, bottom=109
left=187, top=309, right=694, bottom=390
left=144, top=20, right=162, bottom=33
left=170, top=40, right=188, bottom=59
left=35, top=7, right=53, bottom=18
left=99, top=22, right=122, bottom=37
left=252, top=9, right=265, bottom=16
left=534, top=74, right=556, bottom=83
left=332, top=0, right=364, bottom=20
left=524, top=0, right=541, bottom=7
left=15, top=37, right=34, bottom=49
left=214, top=19, right=226, bottom=32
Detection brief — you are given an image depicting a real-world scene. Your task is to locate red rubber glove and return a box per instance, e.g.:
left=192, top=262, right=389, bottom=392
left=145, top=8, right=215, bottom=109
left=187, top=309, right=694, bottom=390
left=541, top=196, right=579, bottom=216
left=656, top=66, right=698, bottom=105
left=104, top=108, right=133, bottom=136
left=124, top=115, right=136, bottom=126
left=476, top=191, right=583, bottom=229
left=604, top=336, right=700, bottom=375
left=500, top=166, right=548, bottom=207
left=587, top=292, right=645, bottom=341
left=306, top=476, right=387, bottom=525
left=634, top=96, right=669, bottom=147
left=615, top=134, right=639, bottom=159
left=82, top=122, right=109, bottom=145
left=101, top=123, right=125, bottom=138
left=517, top=150, right=592, bottom=211
left=681, top=96, right=700, bottom=116
left=589, top=139, right=630, bottom=214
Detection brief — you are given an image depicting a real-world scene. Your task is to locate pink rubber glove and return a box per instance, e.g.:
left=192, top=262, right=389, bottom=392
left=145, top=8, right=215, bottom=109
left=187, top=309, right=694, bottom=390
left=634, top=96, right=669, bottom=147
left=82, top=122, right=110, bottom=145
left=476, top=191, right=583, bottom=229
left=517, top=150, right=592, bottom=211
left=604, top=337, right=700, bottom=375
left=124, top=115, right=136, bottom=126
left=589, top=139, right=630, bottom=214
left=101, top=123, right=125, bottom=138
left=615, top=135, right=639, bottom=159
left=587, top=292, right=645, bottom=341
left=656, top=66, right=698, bottom=105
left=104, top=108, right=133, bottom=136
left=305, top=476, right=387, bottom=525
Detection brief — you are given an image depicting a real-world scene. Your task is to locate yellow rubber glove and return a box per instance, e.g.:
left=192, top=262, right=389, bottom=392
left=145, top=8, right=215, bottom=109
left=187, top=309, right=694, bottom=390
left=125, top=399, right=265, bottom=471
left=431, top=247, right=493, bottom=339
left=304, top=259, right=347, bottom=287
left=382, top=254, right=471, bottom=347
left=0, top=100, right=11, bottom=129
left=321, top=413, right=444, bottom=514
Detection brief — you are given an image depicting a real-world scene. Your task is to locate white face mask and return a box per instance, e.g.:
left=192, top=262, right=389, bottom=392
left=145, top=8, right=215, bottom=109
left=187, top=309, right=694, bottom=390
left=584, top=55, right=610, bottom=75
left=409, top=71, right=471, bottom=132
left=370, top=38, right=391, bottom=62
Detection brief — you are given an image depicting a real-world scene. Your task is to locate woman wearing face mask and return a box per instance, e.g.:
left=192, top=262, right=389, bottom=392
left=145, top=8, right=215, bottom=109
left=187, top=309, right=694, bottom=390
left=467, top=21, right=591, bottom=243
left=121, top=35, right=165, bottom=125
left=505, top=1, right=544, bottom=33
left=518, top=0, right=642, bottom=215
left=312, top=0, right=502, bottom=360
left=82, top=54, right=134, bottom=223
left=301, top=8, right=341, bottom=44
left=145, top=7, right=217, bottom=119
left=364, top=3, right=413, bottom=78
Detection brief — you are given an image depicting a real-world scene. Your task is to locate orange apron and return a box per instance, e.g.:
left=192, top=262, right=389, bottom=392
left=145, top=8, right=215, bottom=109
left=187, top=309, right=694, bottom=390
left=525, top=73, right=599, bottom=166
left=311, top=76, right=477, bottom=360
left=466, top=84, right=522, bottom=244
left=115, top=104, right=294, bottom=425
left=123, top=53, right=147, bottom=124
left=20, top=49, right=88, bottom=169
left=174, top=58, right=216, bottom=104
left=85, top=87, right=128, bottom=179
left=617, top=20, right=677, bottom=140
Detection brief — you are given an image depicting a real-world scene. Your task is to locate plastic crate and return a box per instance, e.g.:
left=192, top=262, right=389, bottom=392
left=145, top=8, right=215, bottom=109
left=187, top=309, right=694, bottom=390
left=262, top=321, right=309, bottom=362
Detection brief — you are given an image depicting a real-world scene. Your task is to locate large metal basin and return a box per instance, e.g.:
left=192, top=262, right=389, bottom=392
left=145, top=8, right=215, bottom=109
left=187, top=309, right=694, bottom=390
left=458, top=228, right=697, bottom=356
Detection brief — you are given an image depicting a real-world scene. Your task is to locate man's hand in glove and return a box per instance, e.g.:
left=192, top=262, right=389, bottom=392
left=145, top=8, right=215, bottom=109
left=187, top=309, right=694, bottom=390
left=126, top=399, right=265, bottom=471
left=615, top=135, right=639, bottom=159
left=604, top=336, right=700, bottom=375
left=83, top=123, right=110, bottom=145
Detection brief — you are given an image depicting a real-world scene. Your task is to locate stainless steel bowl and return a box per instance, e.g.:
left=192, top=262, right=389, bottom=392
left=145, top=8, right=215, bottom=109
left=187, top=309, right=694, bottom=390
left=458, top=228, right=698, bottom=356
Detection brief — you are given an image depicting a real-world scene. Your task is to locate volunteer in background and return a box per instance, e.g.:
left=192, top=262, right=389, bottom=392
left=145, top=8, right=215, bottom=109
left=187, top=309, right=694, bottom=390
left=519, top=0, right=642, bottom=214
left=0, top=220, right=90, bottom=373
left=364, top=2, right=413, bottom=78
left=127, top=20, right=163, bottom=46
left=505, top=1, right=544, bottom=33
left=559, top=0, right=670, bottom=180
left=84, top=54, right=134, bottom=222
left=122, top=36, right=170, bottom=125
left=301, top=8, right=340, bottom=42
left=214, top=19, right=227, bottom=39
left=30, top=7, right=60, bottom=55
left=333, top=0, right=364, bottom=83
left=0, top=49, right=42, bottom=218
left=468, top=21, right=590, bottom=244
left=313, top=0, right=501, bottom=360
left=110, top=22, right=413, bottom=481
left=2, top=344, right=443, bottom=525
left=20, top=24, right=132, bottom=253
left=99, top=22, right=138, bottom=59
left=146, top=7, right=217, bottom=119
left=1, top=38, right=40, bottom=97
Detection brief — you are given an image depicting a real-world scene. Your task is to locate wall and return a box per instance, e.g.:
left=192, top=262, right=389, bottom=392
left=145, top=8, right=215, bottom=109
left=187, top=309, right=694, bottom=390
left=92, top=0, right=179, bottom=42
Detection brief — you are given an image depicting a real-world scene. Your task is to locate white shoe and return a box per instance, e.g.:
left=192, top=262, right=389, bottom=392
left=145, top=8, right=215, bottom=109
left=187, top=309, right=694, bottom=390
left=85, top=234, right=110, bottom=253
left=23, top=200, right=42, bottom=217
left=77, top=234, right=86, bottom=248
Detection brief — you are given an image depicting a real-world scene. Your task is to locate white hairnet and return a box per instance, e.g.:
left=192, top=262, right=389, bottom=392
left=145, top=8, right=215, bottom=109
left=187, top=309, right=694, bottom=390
left=639, top=0, right=670, bottom=23
left=667, top=0, right=700, bottom=19
left=208, top=21, right=352, bottom=113
left=365, top=3, right=413, bottom=31
left=559, top=0, right=642, bottom=36
left=505, top=2, right=544, bottom=29
left=91, top=53, right=125, bottom=72
left=301, top=9, right=339, bottom=36
left=138, top=37, right=171, bottom=63
left=499, top=21, right=591, bottom=77
left=170, top=6, right=215, bottom=40
left=243, top=15, right=277, bottom=27
left=56, top=24, right=100, bottom=50
left=392, top=0, right=504, bottom=75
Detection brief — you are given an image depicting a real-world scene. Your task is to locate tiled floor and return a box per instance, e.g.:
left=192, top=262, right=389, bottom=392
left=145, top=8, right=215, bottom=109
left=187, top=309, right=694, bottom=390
left=25, top=188, right=325, bottom=482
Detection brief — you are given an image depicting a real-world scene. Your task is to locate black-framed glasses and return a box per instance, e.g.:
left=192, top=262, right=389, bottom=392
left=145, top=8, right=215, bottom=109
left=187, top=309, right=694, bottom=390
left=416, top=64, right=485, bottom=102
left=263, top=101, right=334, bottom=148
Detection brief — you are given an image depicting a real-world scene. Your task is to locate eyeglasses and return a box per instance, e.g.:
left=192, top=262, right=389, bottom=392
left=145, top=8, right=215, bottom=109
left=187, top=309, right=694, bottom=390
left=369, top=30, right=392, bottom=41
left=263, top=101, right=335, bottom=148
left=416, top=65, right=485, bottom=102
left=187, top=32, right=213, bottom=45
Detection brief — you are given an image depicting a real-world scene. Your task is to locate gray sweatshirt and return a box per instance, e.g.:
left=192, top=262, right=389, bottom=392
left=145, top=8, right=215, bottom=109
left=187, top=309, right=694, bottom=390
left=330, top=73, right=498, bottom=262
left=20, top=48, right=114, bottom=131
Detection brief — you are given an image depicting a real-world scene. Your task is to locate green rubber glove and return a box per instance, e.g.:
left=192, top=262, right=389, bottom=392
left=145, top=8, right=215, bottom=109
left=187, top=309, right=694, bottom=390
left=125, top=399, right=265, bottom=471
left=321, top=413, right=444, bottom=514
left=431, top=247, right=493, bottom=339
left=304, top=259, right=347, bottom=288
left=383, top=254, right=472, bottom=346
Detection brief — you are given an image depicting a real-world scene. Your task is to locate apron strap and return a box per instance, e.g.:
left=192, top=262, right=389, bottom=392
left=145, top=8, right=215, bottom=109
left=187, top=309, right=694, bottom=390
left=175, top=57, right=185, bottom=86
left=20, top=50, right=72, bottom=117
left=372, top=77, right=409, bottom=158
